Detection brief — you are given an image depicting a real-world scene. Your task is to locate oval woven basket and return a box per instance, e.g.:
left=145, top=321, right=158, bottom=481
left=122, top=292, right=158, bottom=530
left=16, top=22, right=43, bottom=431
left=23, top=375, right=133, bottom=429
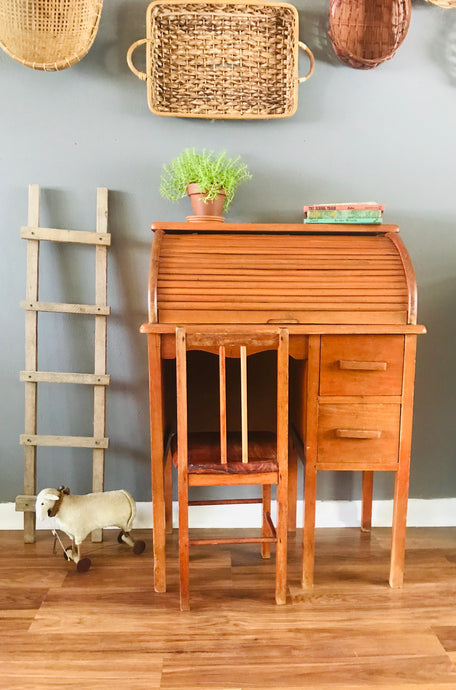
left=0, top=0, right=103, bottom=70
left=329, top=0, right=412, bottom=70
left=425, top=0, right=456, bottom=7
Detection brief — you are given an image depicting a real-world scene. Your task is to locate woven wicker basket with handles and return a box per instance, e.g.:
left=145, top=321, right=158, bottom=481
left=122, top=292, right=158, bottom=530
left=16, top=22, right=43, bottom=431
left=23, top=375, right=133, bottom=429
left=127, top=0, right=315, bottom=119
left=329, top=0, right=411, bottom=70
left=0, top=0, right=103, bottom=70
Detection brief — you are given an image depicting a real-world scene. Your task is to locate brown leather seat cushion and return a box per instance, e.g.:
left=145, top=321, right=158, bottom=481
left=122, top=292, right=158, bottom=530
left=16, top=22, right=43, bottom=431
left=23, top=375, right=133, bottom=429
left=170, top=431, right=278, bottom=474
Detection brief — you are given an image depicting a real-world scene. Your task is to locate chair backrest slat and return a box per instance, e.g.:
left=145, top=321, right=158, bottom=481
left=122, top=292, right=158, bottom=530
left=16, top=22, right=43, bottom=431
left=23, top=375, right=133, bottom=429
left=240, top=345, right=248, bottom=463
left=219, top=345, right=227, bottom=464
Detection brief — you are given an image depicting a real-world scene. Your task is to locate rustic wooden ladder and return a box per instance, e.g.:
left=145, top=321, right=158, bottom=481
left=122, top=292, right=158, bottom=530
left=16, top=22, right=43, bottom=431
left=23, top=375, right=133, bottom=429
left=16, top=185, right=110, bottom=543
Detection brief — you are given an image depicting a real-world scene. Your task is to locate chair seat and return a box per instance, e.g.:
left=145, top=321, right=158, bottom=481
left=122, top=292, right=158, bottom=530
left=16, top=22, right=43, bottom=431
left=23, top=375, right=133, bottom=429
left=171, top=431, right=278, bottom=474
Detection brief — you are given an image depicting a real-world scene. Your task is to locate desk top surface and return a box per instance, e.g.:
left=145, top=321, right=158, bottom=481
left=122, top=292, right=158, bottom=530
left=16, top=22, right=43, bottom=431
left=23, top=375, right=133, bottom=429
left=151, top=222, right=400, bottom=234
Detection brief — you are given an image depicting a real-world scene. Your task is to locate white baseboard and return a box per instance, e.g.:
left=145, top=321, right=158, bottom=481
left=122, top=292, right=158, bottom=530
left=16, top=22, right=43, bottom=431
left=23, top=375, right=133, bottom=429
left=2, top=498, right=456, bottom=530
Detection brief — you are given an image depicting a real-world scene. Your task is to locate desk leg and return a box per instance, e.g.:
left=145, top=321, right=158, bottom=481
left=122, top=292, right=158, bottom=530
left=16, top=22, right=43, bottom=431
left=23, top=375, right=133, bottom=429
left=302, top=462, right=317, bottom=588
left=361, top=471, right=374, bottom=532
left=148, top=334, right=166, bottom=593
left=302, top=335, right=320, bottom=589
left=390, top=466, right=409, bottom=588
left=389, top=335, right=416, bottom=588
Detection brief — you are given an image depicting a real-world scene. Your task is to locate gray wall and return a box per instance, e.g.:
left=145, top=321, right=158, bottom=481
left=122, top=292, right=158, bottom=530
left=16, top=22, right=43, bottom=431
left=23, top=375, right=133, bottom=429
left=1, top=0, right=455, bottom=504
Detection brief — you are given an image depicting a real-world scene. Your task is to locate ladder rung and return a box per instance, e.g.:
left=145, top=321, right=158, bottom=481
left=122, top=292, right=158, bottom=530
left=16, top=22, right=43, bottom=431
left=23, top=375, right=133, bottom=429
left=15, top=495, right=36, bottom=512
left=20, top=434, right=109, bottom=449
left=20, top=371, right=110, bottom=385
left=20, top=301, right=110, bottom=315
left=21, top=226, right=111, bottom=246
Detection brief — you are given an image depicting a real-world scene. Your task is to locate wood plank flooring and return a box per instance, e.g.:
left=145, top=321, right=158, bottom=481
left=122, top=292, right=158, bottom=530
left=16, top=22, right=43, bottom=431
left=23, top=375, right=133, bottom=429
left=1, top=527, right=456, bottom=688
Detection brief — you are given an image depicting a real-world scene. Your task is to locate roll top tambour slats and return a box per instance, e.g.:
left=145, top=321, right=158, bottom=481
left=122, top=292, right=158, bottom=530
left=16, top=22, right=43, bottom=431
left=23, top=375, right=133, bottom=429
left=152, top=232, right=414, bottom=325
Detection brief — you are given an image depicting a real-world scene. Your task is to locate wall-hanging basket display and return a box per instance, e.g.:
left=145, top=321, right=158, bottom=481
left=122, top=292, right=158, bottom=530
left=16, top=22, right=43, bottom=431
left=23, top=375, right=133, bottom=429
left=127, top=0, right=315, bottom=119
left=0, top=0, right=103, bottom=70
left=328, top=0, right=411, bottom=70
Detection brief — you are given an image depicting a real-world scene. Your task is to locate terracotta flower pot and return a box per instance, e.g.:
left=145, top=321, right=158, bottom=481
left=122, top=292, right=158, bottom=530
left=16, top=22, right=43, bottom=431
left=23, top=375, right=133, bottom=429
left=187, top=183, right=225, bottom=222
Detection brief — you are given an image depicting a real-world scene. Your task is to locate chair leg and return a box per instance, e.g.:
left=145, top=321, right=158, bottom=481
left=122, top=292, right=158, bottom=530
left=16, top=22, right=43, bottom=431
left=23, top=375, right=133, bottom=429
left=179, top=523, right=190, bottom=611
left=275, top=474, right=288, bottom=605
left=178, top=471, right=190, bottom=612
left=361, top=471, right=374, bottom=533
left=148, top=334, right=166, bottom=594
left=261, top=485, right=271, bottom=559
left=176, top=327, right=190, bottom=611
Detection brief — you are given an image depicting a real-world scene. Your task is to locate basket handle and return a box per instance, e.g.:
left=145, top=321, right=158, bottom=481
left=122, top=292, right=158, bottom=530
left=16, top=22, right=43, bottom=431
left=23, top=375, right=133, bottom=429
left=298, top=42, right=315, bottom=84
left=127, top=39, right=148, bottom=81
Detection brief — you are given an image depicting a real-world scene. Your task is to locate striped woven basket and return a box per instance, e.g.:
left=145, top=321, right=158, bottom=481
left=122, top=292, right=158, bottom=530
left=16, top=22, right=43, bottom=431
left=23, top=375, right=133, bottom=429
left=0, top=0, right=103, bottom=70
left=127, top=0, right=315, bottom=119
left=329, top=0, right=411, bottom=69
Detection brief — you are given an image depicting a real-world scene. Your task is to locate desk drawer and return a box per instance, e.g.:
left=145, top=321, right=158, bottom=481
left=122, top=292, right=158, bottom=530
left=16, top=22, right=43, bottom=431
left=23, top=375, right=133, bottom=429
left=320, top=335, right=404, bottom=396
left=317, top=403, right=401, bottom=466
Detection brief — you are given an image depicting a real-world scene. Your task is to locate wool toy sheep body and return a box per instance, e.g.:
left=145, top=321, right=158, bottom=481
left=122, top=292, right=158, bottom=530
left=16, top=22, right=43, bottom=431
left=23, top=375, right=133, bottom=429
left=36, top=487, right=145, bottom=571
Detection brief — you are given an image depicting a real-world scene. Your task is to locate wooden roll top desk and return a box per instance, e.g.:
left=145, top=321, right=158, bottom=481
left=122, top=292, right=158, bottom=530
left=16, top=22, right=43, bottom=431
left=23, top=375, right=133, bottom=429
left=140, top=222, right=425, bottom=593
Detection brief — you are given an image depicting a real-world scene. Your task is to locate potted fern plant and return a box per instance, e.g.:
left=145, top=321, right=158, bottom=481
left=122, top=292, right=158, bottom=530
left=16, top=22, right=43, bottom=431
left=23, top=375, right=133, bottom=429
left=160, top=148, right=252, bottom=221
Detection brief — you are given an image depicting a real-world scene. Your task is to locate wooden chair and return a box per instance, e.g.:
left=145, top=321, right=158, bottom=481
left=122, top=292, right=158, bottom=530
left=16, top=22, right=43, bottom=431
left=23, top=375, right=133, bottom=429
left=173, top=327, right=289, bottom=611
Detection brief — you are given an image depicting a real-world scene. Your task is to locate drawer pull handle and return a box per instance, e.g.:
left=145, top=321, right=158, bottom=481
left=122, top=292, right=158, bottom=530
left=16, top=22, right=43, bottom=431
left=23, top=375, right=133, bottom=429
left=335, top=429, right=382, bottom=440
left=338, top=360, right=387, bottom=372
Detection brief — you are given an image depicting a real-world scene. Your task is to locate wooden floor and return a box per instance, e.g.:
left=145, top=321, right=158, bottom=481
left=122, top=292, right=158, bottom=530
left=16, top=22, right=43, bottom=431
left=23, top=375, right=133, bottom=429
left=1, top=527, right=456, bottom=689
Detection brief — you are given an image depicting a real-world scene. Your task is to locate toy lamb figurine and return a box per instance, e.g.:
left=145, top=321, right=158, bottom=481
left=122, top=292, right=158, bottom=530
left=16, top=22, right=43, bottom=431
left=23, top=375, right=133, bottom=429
left=36, top=487, right=145, bottom=572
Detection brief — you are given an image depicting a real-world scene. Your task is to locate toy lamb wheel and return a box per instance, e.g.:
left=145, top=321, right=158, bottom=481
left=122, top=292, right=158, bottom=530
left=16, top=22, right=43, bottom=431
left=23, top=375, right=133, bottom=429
left=77, top=557, right=91, bottom=573
left=133, top=539, right=146, bottom=555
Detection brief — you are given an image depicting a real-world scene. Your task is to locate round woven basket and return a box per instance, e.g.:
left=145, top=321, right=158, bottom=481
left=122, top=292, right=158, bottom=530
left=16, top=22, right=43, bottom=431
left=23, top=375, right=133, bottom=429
left=329, top=0, right=412, bottom=70
left=0, top=0, right=103, bottom=70
left=425, top=0, right=456, bottom=7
